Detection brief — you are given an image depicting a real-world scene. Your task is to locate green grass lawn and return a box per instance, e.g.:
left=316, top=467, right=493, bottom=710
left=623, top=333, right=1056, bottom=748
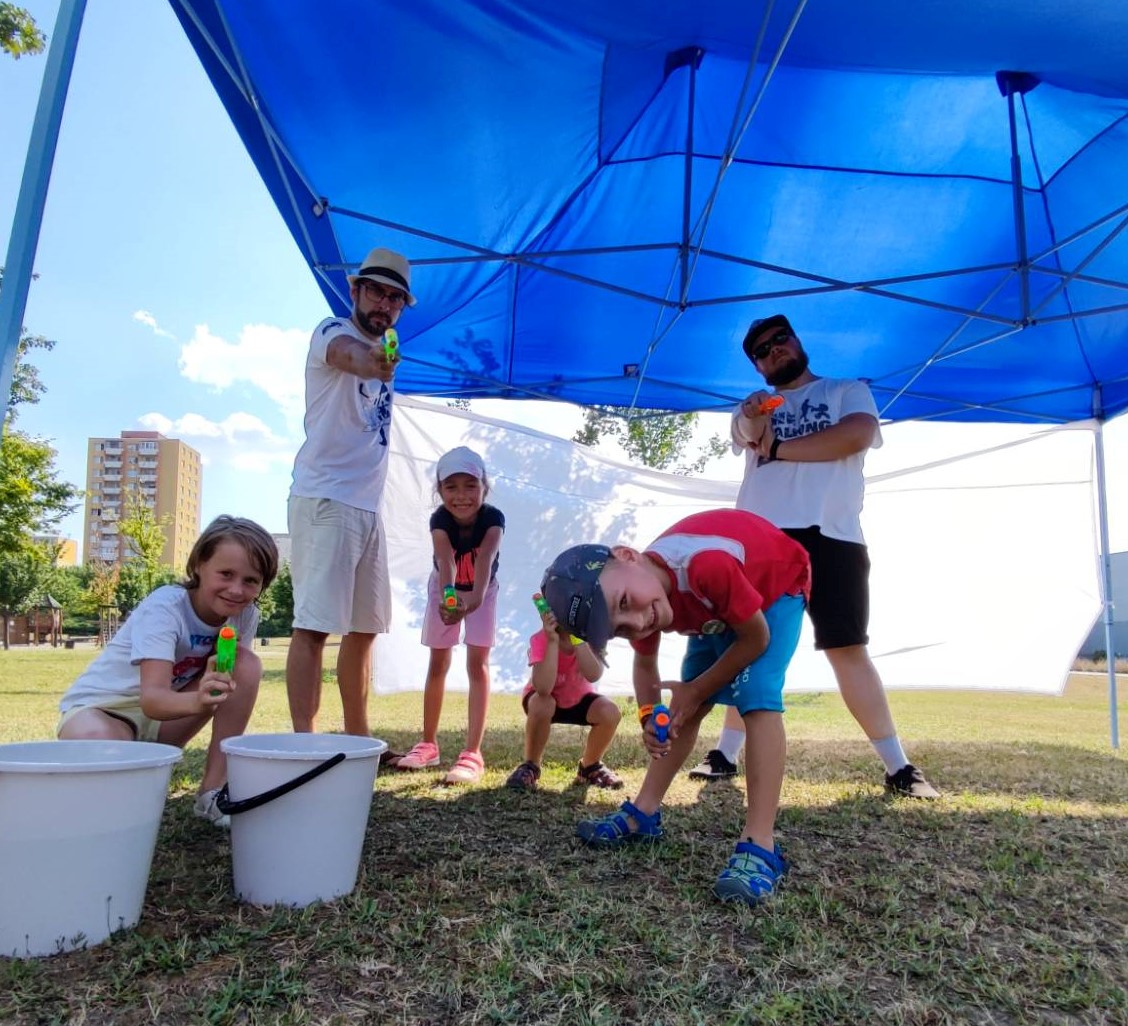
left=1, top=644, right=1126, bottom=1025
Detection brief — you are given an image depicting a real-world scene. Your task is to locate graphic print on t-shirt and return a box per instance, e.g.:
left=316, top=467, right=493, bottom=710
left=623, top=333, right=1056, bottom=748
left=359, top=380, right=392, bottom=443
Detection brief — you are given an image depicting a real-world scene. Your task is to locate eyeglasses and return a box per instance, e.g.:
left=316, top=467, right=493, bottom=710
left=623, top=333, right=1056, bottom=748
left=357, top=279, right=407, bottom=307
left=750, top=329, right=792, bottom=363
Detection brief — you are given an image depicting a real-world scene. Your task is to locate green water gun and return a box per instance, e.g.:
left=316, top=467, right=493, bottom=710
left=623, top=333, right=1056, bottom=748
left=443, top=585, right=458, bottom=609
left=532, top=592, right=551, bottom=616
left=211, top=624, right=237, bottom=695
left=383, top=328, right=399, bottom=363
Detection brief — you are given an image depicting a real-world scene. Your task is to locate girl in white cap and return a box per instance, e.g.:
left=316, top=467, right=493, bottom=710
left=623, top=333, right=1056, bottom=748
left=395, top=446, right=505, bottom=784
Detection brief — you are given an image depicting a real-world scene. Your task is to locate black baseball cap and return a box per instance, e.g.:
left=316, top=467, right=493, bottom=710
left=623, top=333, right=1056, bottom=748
left=540, top=544, right=613, bottom=651
left=742, top=314, right=795, bottom=362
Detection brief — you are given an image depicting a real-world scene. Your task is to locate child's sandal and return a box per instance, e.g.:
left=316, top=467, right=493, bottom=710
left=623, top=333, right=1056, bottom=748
left=575, top=799, right=662, bottom=848
left=574, top=761, right=625, bottom=790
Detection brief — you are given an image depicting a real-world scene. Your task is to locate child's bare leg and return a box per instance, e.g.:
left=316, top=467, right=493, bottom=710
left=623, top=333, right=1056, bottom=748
left=741, top=709, right=785, bottom=851
left=421, top=648, right=452, bottom=743
left=58, top=709, right=134, bottom=742
left=337, top=631, right=375, bottom=736
left=524, top=692, right=555, bottom=763
left=464, top=644, right=491, bottom=752
left=633, top=706, right=709, bottom=814
left=580, top=696, right=622, bottom=766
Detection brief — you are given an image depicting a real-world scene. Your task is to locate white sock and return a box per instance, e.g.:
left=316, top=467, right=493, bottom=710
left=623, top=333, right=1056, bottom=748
left=871, top=735, right=909, bottom=774
left=717, top=727, right=745, bottom=764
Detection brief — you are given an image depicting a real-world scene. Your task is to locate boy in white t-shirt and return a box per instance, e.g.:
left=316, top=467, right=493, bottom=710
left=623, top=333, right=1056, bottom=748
left=58, top=517, right=279, bottom=827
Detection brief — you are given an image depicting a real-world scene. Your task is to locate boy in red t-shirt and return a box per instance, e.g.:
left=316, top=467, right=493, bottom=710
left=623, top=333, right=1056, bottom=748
left=542, top=509, right=810, bottom=906
left=505, top=605, right=624, bottom=792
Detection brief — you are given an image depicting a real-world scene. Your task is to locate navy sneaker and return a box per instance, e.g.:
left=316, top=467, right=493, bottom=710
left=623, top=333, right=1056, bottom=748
left=688, top=749, right=738, bottom=780
left=884, top=763, right=940, bottom=799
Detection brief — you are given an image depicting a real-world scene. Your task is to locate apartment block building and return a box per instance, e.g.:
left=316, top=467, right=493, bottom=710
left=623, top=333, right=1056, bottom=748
left=83, top=431, right=202, bottom=568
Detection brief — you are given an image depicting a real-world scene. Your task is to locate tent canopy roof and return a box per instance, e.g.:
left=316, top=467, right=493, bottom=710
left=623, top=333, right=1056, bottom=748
left=171, top=0, right=1128, bottom=422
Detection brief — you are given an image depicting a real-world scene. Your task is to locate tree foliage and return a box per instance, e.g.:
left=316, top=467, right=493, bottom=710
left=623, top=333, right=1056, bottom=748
left=0, top=540, right=49, bottom=649
left=259, top=561, right=293, bottom=637
left=118, top=487, right=174, bottom=597
left=0, top=428, right=79, bottom=556
left=573, top=406, right=728, bottom=475
left=0, top=3, right=44, bottom=59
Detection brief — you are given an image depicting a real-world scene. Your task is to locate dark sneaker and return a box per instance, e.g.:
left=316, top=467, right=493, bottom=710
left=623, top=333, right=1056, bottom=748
left=505, top=760, right=541, bottom=792
left=688, top=749, right=738, bottom=780
left=885, top=763, right=940, bottom=799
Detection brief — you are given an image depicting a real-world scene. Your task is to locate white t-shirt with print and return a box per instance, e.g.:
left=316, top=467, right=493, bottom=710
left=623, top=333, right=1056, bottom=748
left=289, top=316, right=394, bottom=513
left=59, top=585, right=260, bottom=712
left=733, top=377, right=882, bottom=545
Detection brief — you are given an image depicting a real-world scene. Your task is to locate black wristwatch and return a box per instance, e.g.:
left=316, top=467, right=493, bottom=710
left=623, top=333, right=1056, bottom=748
left=769, top=437, right=783, bottom=462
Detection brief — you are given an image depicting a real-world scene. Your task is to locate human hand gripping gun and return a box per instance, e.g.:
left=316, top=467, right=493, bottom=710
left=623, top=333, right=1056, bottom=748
left=652, top=704, right=672, bottom=743
left=757, top=395, right=784, bottom=415
left=212, top=624, right=237, bottom=695
left=383, top=328, right=399, bottom=364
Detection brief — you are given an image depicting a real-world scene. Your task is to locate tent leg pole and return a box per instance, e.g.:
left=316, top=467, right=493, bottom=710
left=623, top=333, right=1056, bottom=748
left=1093, top=419, right=1119, bottom=748
left=0, top=0, right=88, bottom=408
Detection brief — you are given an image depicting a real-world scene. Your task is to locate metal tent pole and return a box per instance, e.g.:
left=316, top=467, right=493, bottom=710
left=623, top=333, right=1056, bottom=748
left=1093, top=412, right=1120, bottom=748
left=0, top=0, right=89, bottom=409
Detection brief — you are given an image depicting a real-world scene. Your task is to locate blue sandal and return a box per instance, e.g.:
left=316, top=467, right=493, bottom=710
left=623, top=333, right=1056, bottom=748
left=575, top=799, right=663, bottom=848
left=713, top=841, right=788, bottom=905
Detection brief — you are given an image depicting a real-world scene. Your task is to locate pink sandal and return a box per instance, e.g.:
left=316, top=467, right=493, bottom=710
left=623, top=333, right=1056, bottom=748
left=442, top=749, right=485, bottom=785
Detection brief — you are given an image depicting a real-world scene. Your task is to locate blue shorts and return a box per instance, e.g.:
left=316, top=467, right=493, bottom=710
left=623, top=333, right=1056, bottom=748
left=680, top=594, right=806, bottom=714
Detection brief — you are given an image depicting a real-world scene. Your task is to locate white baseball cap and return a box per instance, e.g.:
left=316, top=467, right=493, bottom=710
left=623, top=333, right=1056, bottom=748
left=436, top=446, right=486, bottom=482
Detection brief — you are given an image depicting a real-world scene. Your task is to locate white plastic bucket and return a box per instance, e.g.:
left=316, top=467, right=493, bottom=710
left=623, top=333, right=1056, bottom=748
left=0, top=740, right=182, bottom=958
left=219, top=733, right=386, bottom=907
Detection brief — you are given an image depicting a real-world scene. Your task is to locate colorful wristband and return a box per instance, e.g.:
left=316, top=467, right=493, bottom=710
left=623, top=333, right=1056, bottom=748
left=637, top=703, right=655, bottom=726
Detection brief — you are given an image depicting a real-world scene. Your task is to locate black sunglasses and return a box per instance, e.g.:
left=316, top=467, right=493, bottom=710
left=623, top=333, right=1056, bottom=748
left=750, top=329, right=792, bottom=363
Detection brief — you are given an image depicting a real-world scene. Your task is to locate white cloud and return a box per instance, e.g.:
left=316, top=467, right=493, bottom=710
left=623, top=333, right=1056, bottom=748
left=132, top=309, right=175, bottom=339
left=178, top=323, right=308, bottom=430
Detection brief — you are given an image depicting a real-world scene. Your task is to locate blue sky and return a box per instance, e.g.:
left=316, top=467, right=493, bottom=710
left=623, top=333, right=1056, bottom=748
left=3, top=0, right=1127, bottom=560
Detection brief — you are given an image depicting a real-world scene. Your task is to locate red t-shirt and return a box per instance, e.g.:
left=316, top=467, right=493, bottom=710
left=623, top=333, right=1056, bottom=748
left=522, top=630, right=596, bottom=709
left=631, top=509, right=811, bottom=656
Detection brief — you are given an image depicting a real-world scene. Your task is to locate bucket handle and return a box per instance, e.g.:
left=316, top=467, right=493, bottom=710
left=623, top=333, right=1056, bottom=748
left=214, top=751, right=347, bottom=816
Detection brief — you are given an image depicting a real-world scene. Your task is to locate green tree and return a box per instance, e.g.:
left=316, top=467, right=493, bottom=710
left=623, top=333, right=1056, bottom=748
left=0, top=3, right=44, bottom=58
left=573, top=406, right=727, bottom=475
left=114, top=560, right=179, bottom=617
left=259, top=561, right=293, bottom=637
left=118, top=488, right=173, bottom=597
left=0, top=428, right=79, bottom=556
left=0, top=540, right=49, bottom=649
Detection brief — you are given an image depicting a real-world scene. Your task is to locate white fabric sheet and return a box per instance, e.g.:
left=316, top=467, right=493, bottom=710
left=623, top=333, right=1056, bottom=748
left=374, top=398, right=1100, bottom=697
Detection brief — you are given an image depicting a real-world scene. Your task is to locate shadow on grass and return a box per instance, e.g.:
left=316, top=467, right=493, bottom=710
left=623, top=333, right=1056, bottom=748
left=5, top=730, right=1126, bottom=1026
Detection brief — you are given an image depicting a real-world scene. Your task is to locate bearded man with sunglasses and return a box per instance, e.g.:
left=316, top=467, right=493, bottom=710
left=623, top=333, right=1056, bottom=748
left=689, top=314, right=939, bottom=799
left=286, top=247, right=416, bottom=739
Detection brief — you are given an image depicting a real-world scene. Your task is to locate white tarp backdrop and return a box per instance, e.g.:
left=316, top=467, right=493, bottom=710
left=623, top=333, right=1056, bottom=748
left=375, top=398, right=1100, bottom=698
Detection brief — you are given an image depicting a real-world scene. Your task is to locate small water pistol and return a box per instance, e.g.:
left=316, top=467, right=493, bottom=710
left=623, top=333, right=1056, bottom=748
left=443, top=586, right=458, bottom=609
left=383, top=328, right=399, bottom=363
left=757, top=395, right=784, bottom=414
left=652, top=703, right=672, bottom=743
left=212, top=624, right=237, bottom=695
left=532, top=592, right=551, bottom=616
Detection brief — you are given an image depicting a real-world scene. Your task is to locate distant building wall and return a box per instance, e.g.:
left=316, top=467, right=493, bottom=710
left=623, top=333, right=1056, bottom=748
left=1078, top=550, right=1128, bottom=657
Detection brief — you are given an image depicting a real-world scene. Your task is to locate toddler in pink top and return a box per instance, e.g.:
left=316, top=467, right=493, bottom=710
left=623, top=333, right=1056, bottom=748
left=504, top=603, right=623, bottom=792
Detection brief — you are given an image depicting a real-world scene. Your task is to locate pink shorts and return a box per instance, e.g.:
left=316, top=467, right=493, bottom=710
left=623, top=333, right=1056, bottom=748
left=420, top=572, right=499, bottom=649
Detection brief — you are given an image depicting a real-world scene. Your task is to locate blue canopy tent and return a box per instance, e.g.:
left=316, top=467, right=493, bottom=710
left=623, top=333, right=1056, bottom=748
left=2, top=0, right=1125, bottom=739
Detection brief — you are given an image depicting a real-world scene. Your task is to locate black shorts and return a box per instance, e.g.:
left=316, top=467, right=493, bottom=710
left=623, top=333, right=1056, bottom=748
left=783, top=526, right=870, bottom=650
left=521, top=691, right=599, bottom=726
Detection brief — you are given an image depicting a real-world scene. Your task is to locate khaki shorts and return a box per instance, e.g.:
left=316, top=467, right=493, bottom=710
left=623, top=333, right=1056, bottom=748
left=289, top=495, right=392, bottom=635
left=57, top=696, right=162, bottom=742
